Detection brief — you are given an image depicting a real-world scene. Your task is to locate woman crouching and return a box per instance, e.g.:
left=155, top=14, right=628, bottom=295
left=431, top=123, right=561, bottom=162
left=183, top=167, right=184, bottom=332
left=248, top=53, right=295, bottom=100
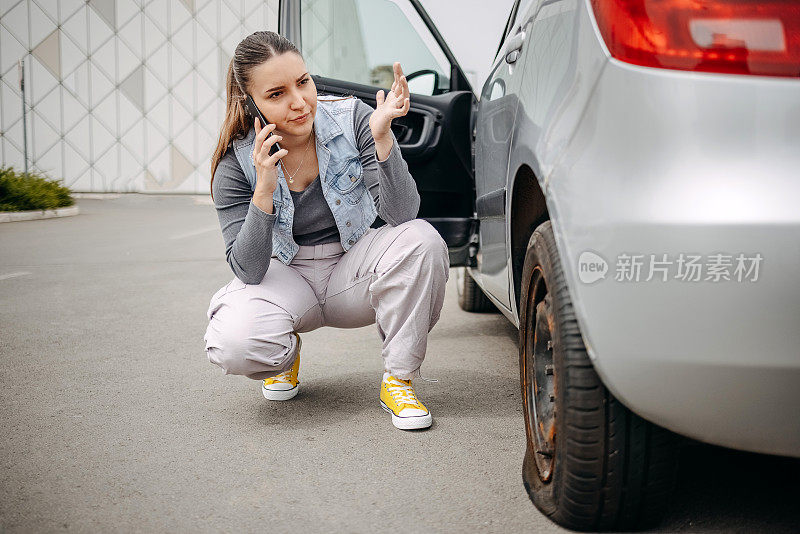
left=203, top=31, right=449, bottom=430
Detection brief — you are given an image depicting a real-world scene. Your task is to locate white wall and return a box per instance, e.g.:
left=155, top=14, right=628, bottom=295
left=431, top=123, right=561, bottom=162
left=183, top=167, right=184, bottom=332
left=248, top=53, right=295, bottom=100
left=0, top=0, right=279, bottom=194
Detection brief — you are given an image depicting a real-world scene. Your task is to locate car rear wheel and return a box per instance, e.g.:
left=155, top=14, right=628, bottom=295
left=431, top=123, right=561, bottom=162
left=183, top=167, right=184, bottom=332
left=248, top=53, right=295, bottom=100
left=456, top=267, right=496, bottom=313
left=519, top=220, right=678, bottom=531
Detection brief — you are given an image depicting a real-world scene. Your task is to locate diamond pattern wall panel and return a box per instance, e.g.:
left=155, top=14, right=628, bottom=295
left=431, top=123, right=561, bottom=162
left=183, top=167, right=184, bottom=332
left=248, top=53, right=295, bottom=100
left=29, top=1, right=56, bottom=51
left=1, top=76, right=22, bottom=131
left=88, top=0, right=116, bottom=30
left=0, top=0, right=278, bottom=192
left=36, top=138, right=63, bottom=179
left=1, top=26, right=27, bottom=77
left=118, top=12, right=143, bottom=57
left=62, top=6, right=89, bottom=54
left=32, top=29, right=60, bottom=79
left=63, top=135, right=89, bottom=185
left=2, top=2, right=29, bottom=48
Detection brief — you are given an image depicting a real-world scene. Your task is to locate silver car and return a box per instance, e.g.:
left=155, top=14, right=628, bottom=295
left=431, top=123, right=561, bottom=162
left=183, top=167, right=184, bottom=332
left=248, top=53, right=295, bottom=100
left=279, top=0, right=800, bottom=529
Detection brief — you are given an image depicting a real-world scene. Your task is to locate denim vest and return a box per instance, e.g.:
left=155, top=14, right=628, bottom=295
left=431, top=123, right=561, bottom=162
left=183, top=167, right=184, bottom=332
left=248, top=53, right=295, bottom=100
left=232, top=97, right=378, bottom=264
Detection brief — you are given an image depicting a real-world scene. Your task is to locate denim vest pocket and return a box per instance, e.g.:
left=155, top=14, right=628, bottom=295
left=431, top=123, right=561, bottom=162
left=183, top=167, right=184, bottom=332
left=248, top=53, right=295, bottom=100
left=331, top=157, right=366, bottom=203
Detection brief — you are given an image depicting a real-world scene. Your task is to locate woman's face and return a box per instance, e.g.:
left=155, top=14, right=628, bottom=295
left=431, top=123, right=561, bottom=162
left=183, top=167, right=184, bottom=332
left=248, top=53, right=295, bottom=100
left=247, top=52, right=317, bottom=140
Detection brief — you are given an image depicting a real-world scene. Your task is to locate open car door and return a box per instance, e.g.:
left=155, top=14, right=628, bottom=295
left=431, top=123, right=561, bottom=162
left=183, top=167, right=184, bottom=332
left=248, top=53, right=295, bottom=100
left=279, top=0, right=475, bottom=265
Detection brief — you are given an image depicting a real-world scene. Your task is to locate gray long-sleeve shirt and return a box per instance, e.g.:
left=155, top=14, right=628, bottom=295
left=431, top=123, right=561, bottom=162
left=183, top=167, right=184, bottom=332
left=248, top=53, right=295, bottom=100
left=211, top=99, right=421, bottom=284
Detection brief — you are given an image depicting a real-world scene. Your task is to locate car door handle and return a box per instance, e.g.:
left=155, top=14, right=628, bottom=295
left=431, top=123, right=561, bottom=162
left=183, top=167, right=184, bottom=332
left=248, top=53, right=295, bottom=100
left=398, top=112, right=437, bottom=157
left=391, top=123, right=410, bottom=142
left=504, top=30, right=526, bottom=64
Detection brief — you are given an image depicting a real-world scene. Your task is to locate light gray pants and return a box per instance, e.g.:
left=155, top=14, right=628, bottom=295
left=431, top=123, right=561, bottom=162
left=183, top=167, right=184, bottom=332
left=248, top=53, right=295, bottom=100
left=204, top=219, right=449, bottom=381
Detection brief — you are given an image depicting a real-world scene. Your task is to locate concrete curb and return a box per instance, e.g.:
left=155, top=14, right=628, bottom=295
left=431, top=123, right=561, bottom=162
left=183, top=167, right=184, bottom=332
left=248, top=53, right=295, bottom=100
left=71, top=193, right=120, bottom=199
left=0, top=205, right=80, bottom=223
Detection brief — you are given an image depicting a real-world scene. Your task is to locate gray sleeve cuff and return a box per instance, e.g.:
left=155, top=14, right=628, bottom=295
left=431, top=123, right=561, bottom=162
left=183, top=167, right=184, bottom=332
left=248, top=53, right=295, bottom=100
left=225, top=201, right=276, bottom=284
left=377, top=137, right=403, bottom=166
left=250, top=200, right=277, bottom=221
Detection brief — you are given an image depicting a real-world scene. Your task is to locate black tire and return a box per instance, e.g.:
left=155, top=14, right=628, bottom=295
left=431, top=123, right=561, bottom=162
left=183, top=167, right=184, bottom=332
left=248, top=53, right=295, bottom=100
left=456, top=267, right=496, bottom=313
left=518, top=220, right=678, bottom=531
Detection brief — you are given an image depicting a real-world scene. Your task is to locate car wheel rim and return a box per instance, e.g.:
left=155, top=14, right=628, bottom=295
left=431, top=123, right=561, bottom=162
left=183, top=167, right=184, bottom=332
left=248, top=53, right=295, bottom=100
left=523, top=266, right=556, bottom=482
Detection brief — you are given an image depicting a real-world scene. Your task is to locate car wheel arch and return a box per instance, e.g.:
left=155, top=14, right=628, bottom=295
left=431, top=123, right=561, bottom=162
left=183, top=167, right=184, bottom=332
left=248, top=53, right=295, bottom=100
left=508, top=164, right=549, bottom=312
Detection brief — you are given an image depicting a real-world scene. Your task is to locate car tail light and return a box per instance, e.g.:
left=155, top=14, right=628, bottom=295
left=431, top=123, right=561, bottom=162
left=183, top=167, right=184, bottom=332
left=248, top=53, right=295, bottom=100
left=589, top=0, right=800, bottom=77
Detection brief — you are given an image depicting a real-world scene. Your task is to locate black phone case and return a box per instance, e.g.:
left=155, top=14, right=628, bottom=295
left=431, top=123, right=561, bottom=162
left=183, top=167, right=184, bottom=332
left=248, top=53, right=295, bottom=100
left=244, top=95, right=280, bottom=156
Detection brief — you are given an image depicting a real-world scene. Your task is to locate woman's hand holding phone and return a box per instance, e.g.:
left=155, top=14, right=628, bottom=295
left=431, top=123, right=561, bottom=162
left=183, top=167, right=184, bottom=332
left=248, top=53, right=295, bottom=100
left=251, top=117, right=288, bottom=214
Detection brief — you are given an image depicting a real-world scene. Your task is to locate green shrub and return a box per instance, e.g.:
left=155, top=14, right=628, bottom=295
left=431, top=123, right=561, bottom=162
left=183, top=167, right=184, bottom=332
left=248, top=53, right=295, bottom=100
left=0, top=166, right=74, bottom=212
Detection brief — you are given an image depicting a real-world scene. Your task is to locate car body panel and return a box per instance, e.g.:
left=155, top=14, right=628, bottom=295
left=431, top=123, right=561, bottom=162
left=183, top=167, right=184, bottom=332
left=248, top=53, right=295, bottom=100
left=473, top=22, right=531, bottom=309
left=485, top=0, right=800, bottom=456
left=545, top=56, right=800, bottom=457
left=473, top=0, right=609, bottom=323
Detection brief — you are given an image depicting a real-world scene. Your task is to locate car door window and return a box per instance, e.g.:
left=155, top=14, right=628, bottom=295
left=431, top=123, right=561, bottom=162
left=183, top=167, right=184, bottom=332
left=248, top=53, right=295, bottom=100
left=300, top=0, right=451, bottom=95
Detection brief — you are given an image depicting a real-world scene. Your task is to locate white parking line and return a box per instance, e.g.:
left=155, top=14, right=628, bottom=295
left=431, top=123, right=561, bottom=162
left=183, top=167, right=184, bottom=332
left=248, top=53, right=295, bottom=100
left=169, top=226, right=218, bottom=240
left=0, top=271, right=32, bottom=281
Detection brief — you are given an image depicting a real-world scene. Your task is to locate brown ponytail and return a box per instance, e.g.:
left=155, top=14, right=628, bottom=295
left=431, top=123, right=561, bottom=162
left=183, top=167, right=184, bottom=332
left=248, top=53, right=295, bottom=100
left=210, top=31, right=301, bottom=199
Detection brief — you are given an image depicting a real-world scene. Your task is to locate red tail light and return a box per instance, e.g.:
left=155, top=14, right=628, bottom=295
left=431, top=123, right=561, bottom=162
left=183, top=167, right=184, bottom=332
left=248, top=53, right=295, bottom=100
left=589, top=0, right=800, bottom=77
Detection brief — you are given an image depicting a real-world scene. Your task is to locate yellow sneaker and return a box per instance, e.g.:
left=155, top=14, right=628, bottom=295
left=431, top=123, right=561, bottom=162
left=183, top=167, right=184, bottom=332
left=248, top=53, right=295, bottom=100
left=380, top=372, right=432, bottom=430
left=262, top=333, right=301, bottom=401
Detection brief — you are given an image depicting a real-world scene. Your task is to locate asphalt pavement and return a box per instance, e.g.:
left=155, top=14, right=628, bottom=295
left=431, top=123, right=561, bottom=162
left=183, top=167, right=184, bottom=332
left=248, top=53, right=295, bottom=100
left=1, top=195, right=798, bottom=533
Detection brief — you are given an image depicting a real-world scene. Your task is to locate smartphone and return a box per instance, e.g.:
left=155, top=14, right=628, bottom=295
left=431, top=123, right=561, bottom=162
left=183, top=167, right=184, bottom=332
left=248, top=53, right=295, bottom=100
left=244, top=94, right=280, bottom=156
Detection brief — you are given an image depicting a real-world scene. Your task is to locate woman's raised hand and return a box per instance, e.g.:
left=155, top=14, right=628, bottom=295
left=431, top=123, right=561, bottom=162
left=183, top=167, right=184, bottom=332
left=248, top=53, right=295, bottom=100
left=251, top=118, right=288, bottom=211
left=369, top=62, right=411, bottom=142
